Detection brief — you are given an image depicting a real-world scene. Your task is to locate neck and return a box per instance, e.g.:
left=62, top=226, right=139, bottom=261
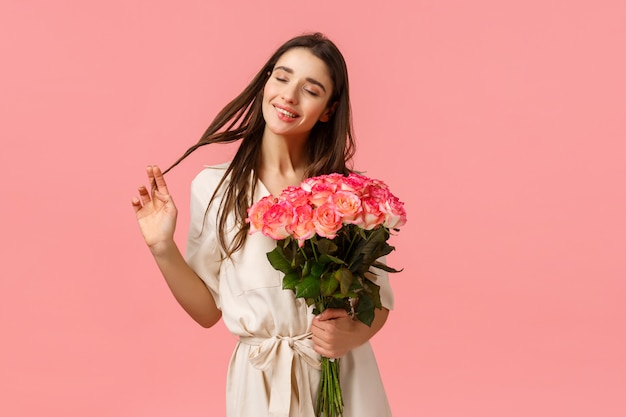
left=259, top=129, right=309, bottom=177
left=257, top=129, right=310, bottom=195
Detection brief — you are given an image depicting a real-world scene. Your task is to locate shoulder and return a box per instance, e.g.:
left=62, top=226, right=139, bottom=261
left=191, top=161, right=231, bottom=190
left=189, top=161, right=234, bottom=208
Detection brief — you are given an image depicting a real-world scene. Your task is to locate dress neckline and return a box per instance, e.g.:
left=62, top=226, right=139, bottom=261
left=255, top=176, right=274, bottom=198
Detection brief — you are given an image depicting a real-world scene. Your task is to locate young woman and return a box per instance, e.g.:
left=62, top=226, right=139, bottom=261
left=132, top=33, right=394, bottom=417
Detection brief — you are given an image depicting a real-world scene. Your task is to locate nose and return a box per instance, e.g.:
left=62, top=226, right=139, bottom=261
left=280, top=83, right=298, bottom=104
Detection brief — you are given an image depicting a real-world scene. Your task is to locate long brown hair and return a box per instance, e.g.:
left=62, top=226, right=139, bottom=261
left=164, top=32, right=356, bottom=256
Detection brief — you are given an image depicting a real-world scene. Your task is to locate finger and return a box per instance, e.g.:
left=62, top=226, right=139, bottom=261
left=151, top=165, right=169, bottom=195
left=138, top=185, right=151, bottom=205
left=131, top=197, right=142, bottom=213
left=310, top=318, right=326, bottom=333
left=310, top=327, right=333, bottom=346
left=316, top=308, right=349, bottom=321
left=146, top=165, right=157, bottom=192
left=311, top=317, right=339, bottom=338
left=313, top=343, right=340, bottom=359
left=311, top=333, right=331, bottom=350
left=153, top=189, right=171, bottom=205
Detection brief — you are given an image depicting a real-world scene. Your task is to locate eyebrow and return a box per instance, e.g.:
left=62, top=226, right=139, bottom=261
left=273, top=65, right=328, bottom=93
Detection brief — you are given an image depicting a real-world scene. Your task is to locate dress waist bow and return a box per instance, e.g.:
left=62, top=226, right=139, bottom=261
left=239, top=332, right=321, bottom=417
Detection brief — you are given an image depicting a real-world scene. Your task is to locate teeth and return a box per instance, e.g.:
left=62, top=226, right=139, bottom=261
left=276, top=107, right=296, bottom=118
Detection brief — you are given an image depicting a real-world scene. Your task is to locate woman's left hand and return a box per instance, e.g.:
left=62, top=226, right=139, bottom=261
left=310, top=307, right=389, bottom=359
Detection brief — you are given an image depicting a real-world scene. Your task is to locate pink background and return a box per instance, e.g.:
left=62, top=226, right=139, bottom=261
left=1, top=1, right=625, bottom=416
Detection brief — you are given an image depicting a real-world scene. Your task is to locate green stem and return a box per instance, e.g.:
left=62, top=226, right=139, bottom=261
left=291, top=238, right=298, bottom=267
left=317, top=357, right=343, bottom=417
left=344, top=225, right=359, bottom=257
left=310, top=237, right=319, bottom=262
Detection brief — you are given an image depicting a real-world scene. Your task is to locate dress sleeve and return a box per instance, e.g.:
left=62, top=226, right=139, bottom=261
left=184, top=168, right=224, bottom=309
left=367, top=257, right=395, bottom=310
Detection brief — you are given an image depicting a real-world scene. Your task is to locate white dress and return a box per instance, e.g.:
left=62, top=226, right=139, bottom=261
left=185, top=163, right=394, bottom=417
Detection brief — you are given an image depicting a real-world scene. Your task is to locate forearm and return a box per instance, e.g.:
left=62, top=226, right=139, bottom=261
left=150, top=239, right=221, bottom=328
left=353, top=307, right=389, bottom=346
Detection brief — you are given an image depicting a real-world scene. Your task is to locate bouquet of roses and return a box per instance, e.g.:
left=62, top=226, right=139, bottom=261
left=246, top=172, right=406, bottom=417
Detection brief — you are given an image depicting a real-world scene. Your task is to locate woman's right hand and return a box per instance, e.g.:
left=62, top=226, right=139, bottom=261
left=131, top=165, right=178, bottom=254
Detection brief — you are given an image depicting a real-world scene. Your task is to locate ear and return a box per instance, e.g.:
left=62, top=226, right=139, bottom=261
left=319, top=102, right=338, bottom=122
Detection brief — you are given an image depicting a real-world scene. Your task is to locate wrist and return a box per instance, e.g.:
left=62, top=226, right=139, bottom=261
left=149, top=238, right=178, bottom=258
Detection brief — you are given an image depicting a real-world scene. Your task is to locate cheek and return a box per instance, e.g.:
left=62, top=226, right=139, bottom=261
left=262, top=84, right=273, bottom=109
left=263, top=79, right=278, bottom=99
left=309, top=102, right=329, bottom=120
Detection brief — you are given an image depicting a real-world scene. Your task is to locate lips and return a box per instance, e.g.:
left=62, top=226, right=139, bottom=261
left=274, top=104, right=299, bottom=119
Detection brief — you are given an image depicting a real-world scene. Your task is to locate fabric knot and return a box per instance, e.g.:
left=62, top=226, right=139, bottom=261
left=239, top=332, right=320, bottom=417
left=280, top=336, right=295, bottom=348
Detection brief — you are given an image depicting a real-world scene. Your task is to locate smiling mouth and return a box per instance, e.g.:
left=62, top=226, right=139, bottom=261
left=275, top=106, right=298, bottom=118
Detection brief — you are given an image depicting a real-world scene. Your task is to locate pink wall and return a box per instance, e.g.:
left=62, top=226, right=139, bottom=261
left=2, top=1, right=625, bottom=416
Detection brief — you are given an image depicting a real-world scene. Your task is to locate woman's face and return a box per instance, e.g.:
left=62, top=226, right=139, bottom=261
left=262, top=47, right=334, bottom=141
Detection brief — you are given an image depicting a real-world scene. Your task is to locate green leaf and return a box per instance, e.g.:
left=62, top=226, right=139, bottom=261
left=295, top=276, right=321, bottom=299
left=314, top=298, right=326, bottom=315
left=348, top=227, right=392, bottom=274
left=282, top=272, right=300, bottom=290
left=334, top=268, right=354, bottom=296
left=326, top=297, right=349, bottom=310
left=361, top=228, right=387, bottom=258
left=325, top=254, right=347, bottom=265
left=354, top=295, right=376, bottom=327
left=333, top=291, right=357, bottom=299
left=318, top=254, right=332, bottom=265
left=349, top=276, right=365, bottom=291
left=363, top=280, right=382, bottom=309
left=316, top=238, right=338, bottom=255
left=311, top=262, right=324, bottom=278
left=348, top=253, right=364, bottom=273
left=378, top=242, right=395, bottom=258
left=320, top=275, right=339, bottom=296
left=294, top=251, right=307, bottom=267
left=371, top=260, right=403, bottom=273
left=266, top=247, right=293, bottom=274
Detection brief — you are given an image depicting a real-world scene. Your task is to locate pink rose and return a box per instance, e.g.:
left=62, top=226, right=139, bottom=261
left=308, top=182, right=336, bottom=207
left=365, top=183, right=390, bottom=202
left=320, top=173, right=345, bottom=186
left=360, top=196, right=386, bottom=230
left=383, top=196, right=407, bottom=228
left=313, top=202, right=343, bottom=239
left=300, top=176, right=325, bottom=192
left=288, top=204, right=316, bottom=246
left=261, top=200, right=295, bottom=240
left=368, top=178, right=389, bottom=190
left=247, top=196, right=276, bottom=234
left=279, top=185, right=311, bottom=207
left=331, top=190, right=362, bottom=224
left=339, top=173, right=368, bottom=195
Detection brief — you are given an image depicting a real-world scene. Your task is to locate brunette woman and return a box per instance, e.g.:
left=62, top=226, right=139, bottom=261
left=132, top=33, right=394, bottom=417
